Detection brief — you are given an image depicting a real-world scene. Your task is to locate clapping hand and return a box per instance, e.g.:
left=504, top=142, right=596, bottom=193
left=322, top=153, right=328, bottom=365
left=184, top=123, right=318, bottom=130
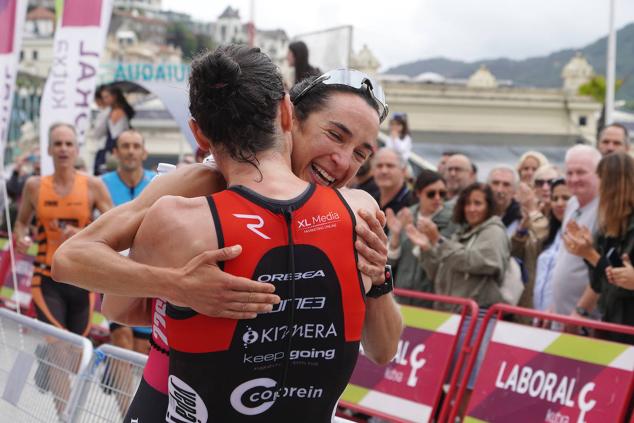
left=563, top=220, right=594, bottom=260
left=417, top=216, right=440, bottom=246
left=606, top=254, right=634, bottom=290
left=386, top=207, right=413, bottom=237
left=405, top=224, right=432, bottom=252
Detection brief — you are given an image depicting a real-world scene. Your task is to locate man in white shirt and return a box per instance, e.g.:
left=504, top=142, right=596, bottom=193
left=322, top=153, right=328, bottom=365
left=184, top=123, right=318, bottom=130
left=551, top=145, right=601, bottom=317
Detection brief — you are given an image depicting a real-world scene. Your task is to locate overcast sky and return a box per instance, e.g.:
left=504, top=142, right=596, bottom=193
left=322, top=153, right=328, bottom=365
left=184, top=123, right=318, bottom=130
left=162, top=0, right=634, bottom=70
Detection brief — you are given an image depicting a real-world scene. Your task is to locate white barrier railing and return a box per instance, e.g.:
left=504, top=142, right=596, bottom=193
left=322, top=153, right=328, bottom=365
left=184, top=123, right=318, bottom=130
left=0, top=308, right=93, bottom=422
left=69, top=344, right=147, bottom=423
left=0, top=307, right=364, bottom=422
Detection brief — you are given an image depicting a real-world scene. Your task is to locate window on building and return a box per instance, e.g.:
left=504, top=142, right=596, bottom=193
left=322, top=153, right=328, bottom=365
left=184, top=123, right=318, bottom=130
left=221, top=25, right=226, bottom=40
left=32, top=50, right=38, bottom=60
left=579, top=116, right=587, bottom=126
left=19, top=50, right=24, bottom=60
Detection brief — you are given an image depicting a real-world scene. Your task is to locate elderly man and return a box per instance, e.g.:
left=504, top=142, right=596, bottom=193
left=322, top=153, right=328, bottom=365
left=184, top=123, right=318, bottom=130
left=597, top=123, right=630, bottom=156
left=488, top=165, right=522, bottom=235
left=445, top=153, right=476, bottom=201
left=550, top=145, right=601, bottom=318
left=373, top=147, right=413, bottom=217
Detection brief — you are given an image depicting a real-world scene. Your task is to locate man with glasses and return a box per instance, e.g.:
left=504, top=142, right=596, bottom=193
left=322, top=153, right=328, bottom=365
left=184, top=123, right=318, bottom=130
left=445, top=153, right=476, bottom=201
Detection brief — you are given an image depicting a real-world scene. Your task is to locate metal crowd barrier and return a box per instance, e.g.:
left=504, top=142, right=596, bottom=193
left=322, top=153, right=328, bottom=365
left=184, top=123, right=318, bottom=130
left=0, top=307, right=93, bottom=422
left=69, top=344, right=147, bottom=423
left=458, top=304, right=634, bottom=423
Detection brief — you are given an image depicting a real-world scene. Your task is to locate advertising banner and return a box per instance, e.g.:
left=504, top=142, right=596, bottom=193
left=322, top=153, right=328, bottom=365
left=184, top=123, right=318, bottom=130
left=0, top=0, right=28, bottom=149
left=341, top=305, right=462, bottom=422
left=39, top=0, right=113, bottom=175
left=465, top=321, right=634, bottom=423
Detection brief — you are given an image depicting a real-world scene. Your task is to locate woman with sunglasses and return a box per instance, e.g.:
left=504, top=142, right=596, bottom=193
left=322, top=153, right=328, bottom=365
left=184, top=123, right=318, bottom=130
left=53, top=61, right=398, bottom=420
left=512, top=178, right=570, bottom=313
left=405, top=183, right=509, bottom=404
left=531, top=164, right=562, bottom=216
left=386, top=169, right=454, bottom=307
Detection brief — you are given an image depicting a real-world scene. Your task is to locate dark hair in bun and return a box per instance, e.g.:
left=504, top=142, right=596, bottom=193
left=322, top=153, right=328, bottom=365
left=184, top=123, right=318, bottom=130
left=189, top=45, right=285, bottom=167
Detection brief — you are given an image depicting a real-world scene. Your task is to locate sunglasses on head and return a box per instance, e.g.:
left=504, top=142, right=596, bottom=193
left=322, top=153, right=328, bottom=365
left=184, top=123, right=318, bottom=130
left=292, top=69, right=389, bottom=123
left=424, top=189, right=448, bottom=200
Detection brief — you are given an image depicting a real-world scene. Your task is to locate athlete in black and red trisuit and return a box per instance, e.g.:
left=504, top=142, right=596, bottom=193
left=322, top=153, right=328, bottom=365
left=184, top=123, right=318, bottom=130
left=112, top=44, right=399, bottom=423
left=166, top=184, right=366, bottom=421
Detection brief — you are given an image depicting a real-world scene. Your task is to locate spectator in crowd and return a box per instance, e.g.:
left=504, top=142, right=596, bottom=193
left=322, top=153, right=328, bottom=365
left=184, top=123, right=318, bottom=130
left=408, top=182, right=509, bottom=309
left=101, top=129, right=156, bottom=355
left=373, top=147, right=414, bottom=218
left=386, top=169, right=454, bottom=307
left=532, top=164, right=562, bottom=216
left=7, top=147, right=40, bottom=203
left=406, top=182, right=508, bottom=400
left=385, top=113, right=412, bottom=161
left=516, top=151, right=549, bottom=185
left=445, top=154, right=476, bottom=201
left=348, top=159, right=380, bottom=201
left=512, top=178, right=570, bottom=312
left=596, top=123, right=630, bottom=156
left=93, top=85, right=135, bottom=175
left=550, top=145, right=601, bottom=318
left=436, top=150, right=458, bottom=179
left=564, top=153, right=634, bottom=344
left=487, top=165, right=521, bottom=235
left=287, top=40, right=320, bottom=84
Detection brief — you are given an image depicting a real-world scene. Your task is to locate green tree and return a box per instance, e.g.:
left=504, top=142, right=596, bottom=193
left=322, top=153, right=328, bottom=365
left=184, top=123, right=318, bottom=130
left=578, top=75, right=623, bottom=134
left=578, top=75, right=623, bottom=103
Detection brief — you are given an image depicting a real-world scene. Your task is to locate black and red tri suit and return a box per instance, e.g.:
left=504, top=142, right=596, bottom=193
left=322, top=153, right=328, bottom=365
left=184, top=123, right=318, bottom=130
left=165, top=184, right=366, bottom=422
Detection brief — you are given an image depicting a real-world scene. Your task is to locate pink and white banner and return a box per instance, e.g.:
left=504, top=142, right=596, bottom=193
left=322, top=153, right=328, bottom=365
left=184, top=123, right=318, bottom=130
left=39, top=0, right=113, bottom=175
left=0, top=0, right=27, bottom=151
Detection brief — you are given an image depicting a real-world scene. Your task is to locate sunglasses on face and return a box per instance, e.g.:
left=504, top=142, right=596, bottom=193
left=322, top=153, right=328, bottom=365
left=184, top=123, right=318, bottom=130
left=534, top=177, right=564, bottom=187
left=292, top=69, right=389, bottom=123
left=424, top=189, right=448, bottom=200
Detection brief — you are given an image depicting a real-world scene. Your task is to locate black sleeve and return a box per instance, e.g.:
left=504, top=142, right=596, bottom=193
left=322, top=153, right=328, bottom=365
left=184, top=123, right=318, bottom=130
left=588, top=256, right=609, bottom=294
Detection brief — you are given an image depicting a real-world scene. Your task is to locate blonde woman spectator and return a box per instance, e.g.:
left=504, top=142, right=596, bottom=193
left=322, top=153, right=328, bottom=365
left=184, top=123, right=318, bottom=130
left=517, top=151, right=549, bottom=185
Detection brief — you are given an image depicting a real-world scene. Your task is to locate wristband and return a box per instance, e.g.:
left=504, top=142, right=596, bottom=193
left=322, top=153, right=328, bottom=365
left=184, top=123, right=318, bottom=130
left=367, top=265, right=394, bottom=298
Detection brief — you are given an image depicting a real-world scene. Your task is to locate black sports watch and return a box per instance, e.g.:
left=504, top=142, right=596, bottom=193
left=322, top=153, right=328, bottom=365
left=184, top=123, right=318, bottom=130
left=367, top=265, right=394, bottom=298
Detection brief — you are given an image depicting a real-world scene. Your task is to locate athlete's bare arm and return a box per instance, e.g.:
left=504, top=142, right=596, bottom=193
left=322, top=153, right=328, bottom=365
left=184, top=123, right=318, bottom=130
left=102, top=196, right=278, bottom=325
left=341, top=188, right=403, bottom=365
left=14, top=176, right=39, bottom=253
left=52, top=164, right=280, bottom=320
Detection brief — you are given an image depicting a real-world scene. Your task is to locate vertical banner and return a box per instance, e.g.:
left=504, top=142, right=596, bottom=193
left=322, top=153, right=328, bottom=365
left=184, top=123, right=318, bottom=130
left=0, top=0, right=28, bottom=151
left=39, top=0, right=113, bottom=175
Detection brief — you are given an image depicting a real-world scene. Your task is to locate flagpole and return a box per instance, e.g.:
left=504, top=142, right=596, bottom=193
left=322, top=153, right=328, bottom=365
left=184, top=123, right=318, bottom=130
left=605, top=0, right=616, bottom=125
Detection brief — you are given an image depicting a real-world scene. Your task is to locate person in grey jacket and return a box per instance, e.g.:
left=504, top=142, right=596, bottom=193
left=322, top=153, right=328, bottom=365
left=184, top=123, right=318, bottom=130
left=406, top=183, right=509, bottom=311
left=386, top=169, right=455, bottom=307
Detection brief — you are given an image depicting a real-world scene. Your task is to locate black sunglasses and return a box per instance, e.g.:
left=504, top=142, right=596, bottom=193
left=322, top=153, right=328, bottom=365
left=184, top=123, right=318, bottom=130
left=534, top=177, right=564, bottom=187
left=425, top=189, right=448, bottom=200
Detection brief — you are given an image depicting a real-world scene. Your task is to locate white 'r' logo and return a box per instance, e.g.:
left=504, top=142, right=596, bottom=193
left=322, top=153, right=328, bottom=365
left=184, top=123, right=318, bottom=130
left=233, top=214, right=270, bottom=239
